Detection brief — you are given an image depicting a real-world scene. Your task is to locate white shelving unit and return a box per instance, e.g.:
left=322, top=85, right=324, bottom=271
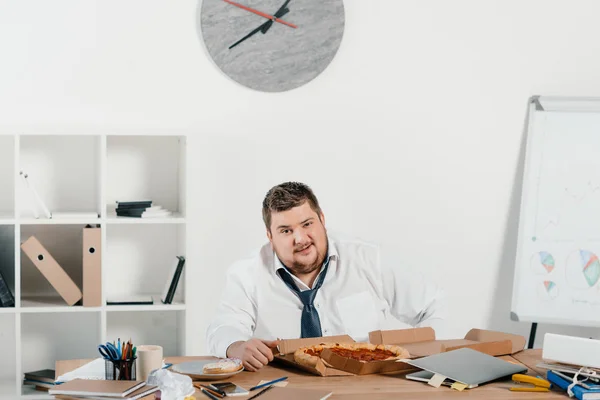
left=0, top=134, right=187, bottom=399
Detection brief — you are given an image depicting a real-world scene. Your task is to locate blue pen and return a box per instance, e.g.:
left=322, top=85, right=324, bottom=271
left=249, top=376, right=288, bottom=391
left=117, top=338, right=121, bottom=359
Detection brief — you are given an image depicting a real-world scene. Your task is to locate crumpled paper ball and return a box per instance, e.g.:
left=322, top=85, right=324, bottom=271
left=147, top=368, right=195, bottom=400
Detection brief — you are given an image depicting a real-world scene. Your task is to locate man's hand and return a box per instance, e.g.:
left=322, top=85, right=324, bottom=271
left=226, top=339, right=279, bottom=372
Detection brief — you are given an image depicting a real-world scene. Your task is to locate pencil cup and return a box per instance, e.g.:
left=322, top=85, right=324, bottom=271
left=105, top=358, right=137, bottom=380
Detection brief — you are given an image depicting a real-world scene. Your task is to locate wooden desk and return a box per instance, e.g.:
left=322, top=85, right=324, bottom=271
left=57, top=349, right=565, bottom=399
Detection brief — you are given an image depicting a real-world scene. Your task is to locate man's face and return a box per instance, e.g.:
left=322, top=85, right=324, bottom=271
left=267, top=201, right=328, bottom=275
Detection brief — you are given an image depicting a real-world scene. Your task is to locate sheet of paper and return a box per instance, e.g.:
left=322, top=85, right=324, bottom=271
left=451, top=382, right=468, bottom=391
left=427, top=373, right=446, bottom=388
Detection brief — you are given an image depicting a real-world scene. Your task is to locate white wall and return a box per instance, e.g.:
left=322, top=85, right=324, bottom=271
left=3, top=0, right=600, bottom=354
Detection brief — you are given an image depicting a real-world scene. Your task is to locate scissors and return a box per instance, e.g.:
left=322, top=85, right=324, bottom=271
left=98, top=342, right=120, bottom=361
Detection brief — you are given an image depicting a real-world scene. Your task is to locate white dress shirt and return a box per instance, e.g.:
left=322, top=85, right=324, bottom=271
left=206, top=233, right=445, bottom=358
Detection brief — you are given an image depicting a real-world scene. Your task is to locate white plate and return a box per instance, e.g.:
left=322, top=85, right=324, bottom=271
left=171, top=360, right=244, bottom=381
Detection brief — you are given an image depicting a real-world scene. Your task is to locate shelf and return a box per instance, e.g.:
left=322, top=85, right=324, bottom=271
left=0, top=214, right=15, bottom=224
left=0, top=380, right=17, bottom=399
left=107, top=310, right=185, bottom=356
left=21, top=313, right=100, bottom=384
left=0, top=307, right=15, bottom=314
left=19, top=135, right=101, bottom=218
left=106, top=212, right=185, bottom=224
left=20, top=296, right=100, bottom=313
left=19, top=217, right=101, bottom=225
left=21, top=385, right=52, bottom=399
left=20, top=225, right=84, bottom=300
left=106, top=136, right=186, bottom=217
left=105, top=224, right=185, bottom=302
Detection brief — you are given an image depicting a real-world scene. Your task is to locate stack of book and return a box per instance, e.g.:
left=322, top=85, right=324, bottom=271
left=49, top=379, right=158, bottom=400
left=23, top=369, right=56, bottom=392
left=115, top=200, right=172, bottom=218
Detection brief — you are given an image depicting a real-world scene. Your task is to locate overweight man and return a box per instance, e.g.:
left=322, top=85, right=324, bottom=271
left=206, top=182, right=445, bottom=371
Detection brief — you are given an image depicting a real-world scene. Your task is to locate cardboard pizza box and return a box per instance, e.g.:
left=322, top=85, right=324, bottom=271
left=319, top=347, right=417, bottom=376
left=274, top=334, right=418, bottom=376
left=368, top=327, right=526, bottom=358
left=274, top=334, right=357, bottom=377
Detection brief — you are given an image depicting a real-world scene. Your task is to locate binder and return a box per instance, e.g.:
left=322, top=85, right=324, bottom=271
left=82, top=225, right=101, bottom=307
left=543, top=333, right=600, bottom=370
left=0, top=270, right=14, bottom=307
left=21, top=236, right=82, bottom=306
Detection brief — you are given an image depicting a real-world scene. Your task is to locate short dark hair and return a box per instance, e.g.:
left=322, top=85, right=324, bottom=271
left=262, top=182, right=322, bottom=231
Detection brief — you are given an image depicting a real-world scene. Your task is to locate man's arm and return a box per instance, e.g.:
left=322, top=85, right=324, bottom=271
left=381, top=264, right=446, bottom=336
left=206, top=264, right=257, bottom=358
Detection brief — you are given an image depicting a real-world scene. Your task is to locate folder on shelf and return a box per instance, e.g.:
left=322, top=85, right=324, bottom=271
left=0, top=269, right=14, bottom=307
left=21, top=236, right=82, bottom=306
left=83, top=225, right=101, bottom=307
left=161, top=256, right=185, bottom=304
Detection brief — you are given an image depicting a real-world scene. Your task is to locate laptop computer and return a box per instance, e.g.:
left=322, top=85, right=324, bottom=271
left=402, top=347, right=527, bottom=388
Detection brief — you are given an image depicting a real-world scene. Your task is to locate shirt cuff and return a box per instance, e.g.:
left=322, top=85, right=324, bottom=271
left=208, top=327, right=250, bottom=358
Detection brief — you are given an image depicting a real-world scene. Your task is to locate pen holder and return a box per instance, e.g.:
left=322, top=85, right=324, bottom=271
left=105, top=358, right=137, bottom=380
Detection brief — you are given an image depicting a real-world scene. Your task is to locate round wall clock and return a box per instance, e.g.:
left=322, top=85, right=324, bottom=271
left=200, top=0, right=345, bottom=92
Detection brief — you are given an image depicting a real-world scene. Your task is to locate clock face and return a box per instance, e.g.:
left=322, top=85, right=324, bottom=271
left=200, top=0, right=345, bottom=92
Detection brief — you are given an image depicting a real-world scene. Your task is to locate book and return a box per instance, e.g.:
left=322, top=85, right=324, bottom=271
left=48, top=379, right=146, bottom=397
left=161, top=256, right=185, bottom=304
left=547, top=370, right=600, bottom=400
left=106, top=295, right=154, bottom=305
left=54, top=384, right=159, bottom=400
left=115, top=201, right=152, bottom=209
left=0, top=269, right=14, bottom=307
left=23, top=368, right=55, bottom=383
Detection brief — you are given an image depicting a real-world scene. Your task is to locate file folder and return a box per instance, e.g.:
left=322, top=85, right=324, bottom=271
left=83, top=225, right=101, bottom=307
left=21, top=236, right=82, bottom=306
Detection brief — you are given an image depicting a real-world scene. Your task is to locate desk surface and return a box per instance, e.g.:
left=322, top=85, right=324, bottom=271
left=56, top=349, right=565, bottom=399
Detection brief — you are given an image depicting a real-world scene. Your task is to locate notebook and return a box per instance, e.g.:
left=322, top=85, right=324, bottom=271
left=48, top=379, right=146, bottom=397
left=401, top=348, right=527, bottom=388
left=547, top=370, right=600, bottom=400
left=251, top=387, right=332, bottom=400
left=23, top=368, right=55, bottom=383
left=54, top=385, right=158, bottom=400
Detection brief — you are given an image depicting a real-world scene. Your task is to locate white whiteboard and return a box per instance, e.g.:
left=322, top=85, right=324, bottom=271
left=512, top=97, right=600, bottom=326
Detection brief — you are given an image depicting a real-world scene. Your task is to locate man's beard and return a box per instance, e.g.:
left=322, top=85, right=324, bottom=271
left=290, top=242, right=328, bottom=274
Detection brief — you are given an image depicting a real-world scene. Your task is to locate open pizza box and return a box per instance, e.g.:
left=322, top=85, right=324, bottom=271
left=275, top=334, right=421, bottom=376
left=368, top=327, right=526, bottom=358
left=275, top=335, right=358, bottom=376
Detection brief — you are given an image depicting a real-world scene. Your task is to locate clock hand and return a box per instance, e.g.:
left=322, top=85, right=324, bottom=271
left=229, top=0, right=293, bottom=49
left=261, top=8, right=289, bottom=34
left=223, top=0, right=297, bottom=29
left=261, top=0, right=291, bottom=34
left=229, top=21, right=269, bottom=49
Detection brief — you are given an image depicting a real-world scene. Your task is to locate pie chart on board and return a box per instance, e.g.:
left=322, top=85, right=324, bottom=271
left=530, top=251, right=555, bottom=274
left=537, top=280, right=559, bottom=301
left=566, top=250, right=600, bottom=290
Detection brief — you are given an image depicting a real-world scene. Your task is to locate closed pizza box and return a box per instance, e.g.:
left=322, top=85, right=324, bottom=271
left=368, top=327, right=526, bottom=358
left=274, top=335, right=357, bottom=377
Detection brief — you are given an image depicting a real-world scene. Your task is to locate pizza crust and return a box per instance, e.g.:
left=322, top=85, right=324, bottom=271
left=293, top=342, right=410, bottom=368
